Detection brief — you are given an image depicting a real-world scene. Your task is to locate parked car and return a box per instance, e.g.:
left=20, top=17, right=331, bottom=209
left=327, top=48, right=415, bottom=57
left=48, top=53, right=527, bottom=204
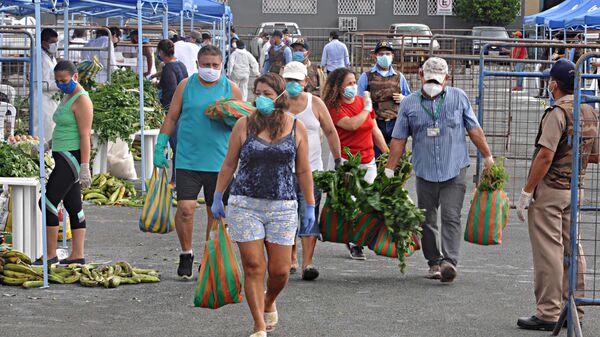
left=472, top=26, right=510, bottom=56
left=255, top=22, right=301, bottom=42
left=388, top=23, right=440, bottom=50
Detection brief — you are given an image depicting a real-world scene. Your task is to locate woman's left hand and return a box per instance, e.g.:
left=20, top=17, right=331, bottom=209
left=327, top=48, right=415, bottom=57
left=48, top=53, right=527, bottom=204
left=80, top=163, right=92, bottom=189
left=303, top=204, right=316, bottom=233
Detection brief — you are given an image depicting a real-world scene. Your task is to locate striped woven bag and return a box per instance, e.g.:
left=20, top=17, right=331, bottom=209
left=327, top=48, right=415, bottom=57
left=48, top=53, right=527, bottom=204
left=195, top=219, right=244, bottom=309
left=464, top=189, right=510, bottom=245
left=139, top=168, right=175, bottom=234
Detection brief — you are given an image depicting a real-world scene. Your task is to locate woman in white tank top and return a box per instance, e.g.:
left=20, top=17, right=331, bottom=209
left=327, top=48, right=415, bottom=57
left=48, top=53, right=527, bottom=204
left=282, top=62, right=342, bottom=280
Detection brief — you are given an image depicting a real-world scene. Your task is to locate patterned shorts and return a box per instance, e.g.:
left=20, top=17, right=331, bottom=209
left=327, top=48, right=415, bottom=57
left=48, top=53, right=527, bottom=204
left=227, top=195, right=298, bottom=245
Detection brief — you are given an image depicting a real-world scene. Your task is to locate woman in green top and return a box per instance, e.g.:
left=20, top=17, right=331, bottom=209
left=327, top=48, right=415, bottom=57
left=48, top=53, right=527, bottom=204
left=34, top=60, right=93, bottom=265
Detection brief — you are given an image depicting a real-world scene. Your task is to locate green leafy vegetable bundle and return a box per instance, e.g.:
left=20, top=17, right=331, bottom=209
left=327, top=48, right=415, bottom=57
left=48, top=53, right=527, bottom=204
left=362, top=153, right=425, bottom=273
left=0, top=143, right=39, bottom=178
left=314, top=149, right=367, bottom=221
left=477, top=157, right=509, bottom=192
left=89, top=69, right=164, bottom=146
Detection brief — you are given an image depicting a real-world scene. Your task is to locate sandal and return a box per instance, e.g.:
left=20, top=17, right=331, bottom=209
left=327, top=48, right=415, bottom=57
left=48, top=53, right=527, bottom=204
left=264, top=311, right=278, bottom=333
left=302, top=265, right=319, bottom=281
left=249, top=331, right=266, bottom=337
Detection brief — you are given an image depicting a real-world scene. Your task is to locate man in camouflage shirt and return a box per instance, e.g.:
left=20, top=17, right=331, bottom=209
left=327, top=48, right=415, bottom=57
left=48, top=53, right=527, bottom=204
left=517, top=59, right=599, bottom=331
left=289, top=37, right=322, bottom=97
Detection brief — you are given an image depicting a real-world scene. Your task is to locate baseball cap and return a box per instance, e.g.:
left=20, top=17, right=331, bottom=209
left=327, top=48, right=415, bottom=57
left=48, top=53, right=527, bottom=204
left=272, top=30, right=283, bottom=38
left=512, top=31, right=523, bottom=38
left=374, top=40, right=394, bottom=53
left=282, top=61, right=308, bottom=81
left=422, top=57, right=449, bottom=84
left=290, top=37, right=309, bottom=50
left=202, top=32, right=212, bottom=40
left=190, top=30, right=202, bottom=41
left=543, top=58, right=576, bottom=88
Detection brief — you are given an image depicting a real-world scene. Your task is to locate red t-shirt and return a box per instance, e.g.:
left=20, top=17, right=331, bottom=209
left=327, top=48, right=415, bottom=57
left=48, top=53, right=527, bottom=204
left=329, top=96, right=375, bottom=164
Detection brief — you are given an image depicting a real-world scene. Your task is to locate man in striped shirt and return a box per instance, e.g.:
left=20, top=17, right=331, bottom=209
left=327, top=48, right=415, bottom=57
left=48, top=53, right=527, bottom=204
left=385, top=57, right=494, bottom=283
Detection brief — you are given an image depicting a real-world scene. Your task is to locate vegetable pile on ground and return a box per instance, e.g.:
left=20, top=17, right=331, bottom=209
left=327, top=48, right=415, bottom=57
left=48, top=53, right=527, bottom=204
left=477, top=157, right=509, bottom=192
left=0, top=142, right=40, bottom=177
left=89, top=69, right=164, bottom=146
left=315, top=148, right=425, bottom=273
left=0, top=249, right=160, bottom=289
left=83, top=173, right=141, bottom=206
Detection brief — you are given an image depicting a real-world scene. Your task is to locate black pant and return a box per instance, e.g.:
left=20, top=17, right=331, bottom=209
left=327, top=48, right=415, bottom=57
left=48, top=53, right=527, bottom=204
left=375, top=118, right=396, bottom=158
left=41, top=150, right=86, bottom=229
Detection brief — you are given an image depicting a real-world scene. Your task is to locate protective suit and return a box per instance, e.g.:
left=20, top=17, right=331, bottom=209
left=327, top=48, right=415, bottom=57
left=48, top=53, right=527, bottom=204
left=32, top=50, right=58, bottom=142
left=227, top=48, right=259, bottom=101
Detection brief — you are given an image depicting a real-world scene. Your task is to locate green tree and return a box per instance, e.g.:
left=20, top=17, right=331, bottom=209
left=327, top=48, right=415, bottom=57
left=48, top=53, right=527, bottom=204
left=455, top=0, right=521, bottom=26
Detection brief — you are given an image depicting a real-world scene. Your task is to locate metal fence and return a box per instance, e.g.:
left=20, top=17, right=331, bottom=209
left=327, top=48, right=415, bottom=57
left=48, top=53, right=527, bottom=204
left=561, top=52, right=600, bottom=337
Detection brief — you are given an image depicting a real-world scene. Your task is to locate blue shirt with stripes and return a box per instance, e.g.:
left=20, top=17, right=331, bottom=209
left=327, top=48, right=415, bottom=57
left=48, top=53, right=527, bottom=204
left=391, top=86, right=481, bottom=182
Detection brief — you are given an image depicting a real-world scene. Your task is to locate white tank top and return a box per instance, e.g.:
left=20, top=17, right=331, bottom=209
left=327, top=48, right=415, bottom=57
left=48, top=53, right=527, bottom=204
left=294, top=93, right=323, bottom=171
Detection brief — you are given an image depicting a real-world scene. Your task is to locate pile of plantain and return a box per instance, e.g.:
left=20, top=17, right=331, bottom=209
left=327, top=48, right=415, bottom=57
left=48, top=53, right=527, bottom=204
left=83, top=173, right=143, bottom=207
left=0, top=250, right=160, bottom=289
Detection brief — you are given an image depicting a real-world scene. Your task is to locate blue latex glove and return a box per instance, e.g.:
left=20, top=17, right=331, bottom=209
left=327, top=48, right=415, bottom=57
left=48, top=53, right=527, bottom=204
left=303, top=204, right=316, bottom=234
left=211, top=191, right=226, bottom=219
left=153, top=133, right=170, bottom=168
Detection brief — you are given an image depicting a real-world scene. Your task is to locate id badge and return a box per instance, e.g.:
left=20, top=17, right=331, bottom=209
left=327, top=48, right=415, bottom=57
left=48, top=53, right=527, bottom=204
left=427, top=127, right=440, bottom=137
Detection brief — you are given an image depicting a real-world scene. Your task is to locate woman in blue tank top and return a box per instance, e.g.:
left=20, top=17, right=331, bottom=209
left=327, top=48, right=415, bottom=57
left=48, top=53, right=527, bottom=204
left=211, top=73, right=315, bottom=337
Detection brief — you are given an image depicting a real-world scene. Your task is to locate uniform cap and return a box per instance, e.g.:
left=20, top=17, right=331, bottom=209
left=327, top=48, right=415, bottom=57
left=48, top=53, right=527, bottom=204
left=290, top=37, right=309, bottom=50
left=374, top=40, right=394, bottom=53
left=543, top=58, right=576, bottom=88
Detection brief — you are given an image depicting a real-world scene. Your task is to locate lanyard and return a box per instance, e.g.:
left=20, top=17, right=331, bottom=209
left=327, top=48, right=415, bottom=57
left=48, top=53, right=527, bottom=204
left=419, top=91, right=446, bottom=121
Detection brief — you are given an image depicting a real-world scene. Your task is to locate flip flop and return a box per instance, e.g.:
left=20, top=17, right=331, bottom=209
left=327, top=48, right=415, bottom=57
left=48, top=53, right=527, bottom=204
left=289, top=264, right=298, bottom=274
left=264, top=311, right=278, bottom=333
left=302, top=265, right=319, bottom=281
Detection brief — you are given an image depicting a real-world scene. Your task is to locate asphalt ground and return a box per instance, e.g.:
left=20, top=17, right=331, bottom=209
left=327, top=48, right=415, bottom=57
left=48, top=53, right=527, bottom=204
left=1, top=164, right=599, bottom=337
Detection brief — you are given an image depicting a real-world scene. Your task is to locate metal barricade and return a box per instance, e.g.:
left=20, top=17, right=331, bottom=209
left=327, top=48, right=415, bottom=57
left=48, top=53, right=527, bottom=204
left=559, top=51, right=600, bottom=337
left=472, top=42, right=600, bottom=203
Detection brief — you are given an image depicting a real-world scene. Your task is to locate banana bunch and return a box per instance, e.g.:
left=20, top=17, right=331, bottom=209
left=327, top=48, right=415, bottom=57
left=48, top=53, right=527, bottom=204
left=0, top=249, right=160, bottom=289
left=83, top=173, right=140, bottom=207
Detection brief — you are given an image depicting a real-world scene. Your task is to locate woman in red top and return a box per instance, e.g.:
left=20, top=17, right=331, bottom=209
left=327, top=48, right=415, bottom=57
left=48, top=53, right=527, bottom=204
left=323, top=68, right=388, bottom=183
left=322, top=68, right=388, bottom=259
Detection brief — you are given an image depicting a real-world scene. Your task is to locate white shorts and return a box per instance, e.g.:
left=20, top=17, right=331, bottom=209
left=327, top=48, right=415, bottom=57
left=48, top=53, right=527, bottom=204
left=227, top=195, right=298, bottom=246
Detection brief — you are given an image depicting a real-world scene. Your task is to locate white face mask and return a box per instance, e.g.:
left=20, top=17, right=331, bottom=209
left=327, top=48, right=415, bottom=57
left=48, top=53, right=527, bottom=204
left=422, top=82, right=444, bottom=97
left=48, top=42, right=58, bottom=54
left=198, top=66, right=221, bottom=83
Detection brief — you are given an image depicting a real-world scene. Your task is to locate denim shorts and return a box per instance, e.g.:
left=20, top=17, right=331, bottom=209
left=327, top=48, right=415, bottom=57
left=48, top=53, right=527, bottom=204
left=227, top=195, right=298, bottom=245
left=295, top=179, right=322, bottom=237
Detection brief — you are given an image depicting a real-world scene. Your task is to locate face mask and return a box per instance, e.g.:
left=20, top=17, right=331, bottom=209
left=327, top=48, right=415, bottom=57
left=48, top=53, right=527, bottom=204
left=157, top=51, right=163, bottom=62
left=48, top=42, right=58, bottom=54
left=377, top=55, right=393, bottom=68
left=255, top=91, right=286, bottom=116
left=56, top=79, right=77, bottom=94
left=422, top=82, right=444, bottom=98
left=286, top=81, right=303, bottom=97
left=343, top=85, right=357, bottom=99
left=548, top=81, right=556, bottom=101
left=292, top=51, right=306, bottom=62
left=198, top=66, right=221, bottom=83
left=231, top=42, right=237, bottom=49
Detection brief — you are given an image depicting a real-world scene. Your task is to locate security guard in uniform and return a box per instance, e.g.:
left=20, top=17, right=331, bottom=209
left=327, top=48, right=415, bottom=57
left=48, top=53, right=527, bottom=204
left=517, top=58, right=599, bottom=331
left=289, top=37, right=322, bottom=97
left=357, top=41, right=411, bottom=156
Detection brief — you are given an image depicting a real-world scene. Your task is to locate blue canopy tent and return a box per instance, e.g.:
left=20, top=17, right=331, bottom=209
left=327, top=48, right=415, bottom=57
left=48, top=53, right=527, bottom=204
left=524, top=0, right=585, bottom=25
left=546, top=0, right=600, bottom=29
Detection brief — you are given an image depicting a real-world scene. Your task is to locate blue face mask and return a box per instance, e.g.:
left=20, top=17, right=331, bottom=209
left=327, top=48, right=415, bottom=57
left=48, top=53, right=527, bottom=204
left=377, top=55, right=393, bottom=68
left=286, top=81, right=303, bottom=97
left=56, top=79, right=77, bottom=94
left=292, top=51, right=306, bottom=62
left=343, top=85, right=357, bottom=99
left=255, top=91, right=286, bottom=116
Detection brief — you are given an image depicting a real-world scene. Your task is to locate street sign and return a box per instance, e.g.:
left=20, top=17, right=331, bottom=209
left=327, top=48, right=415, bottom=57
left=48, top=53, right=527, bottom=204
left=437, top=0, right=453, bottom=15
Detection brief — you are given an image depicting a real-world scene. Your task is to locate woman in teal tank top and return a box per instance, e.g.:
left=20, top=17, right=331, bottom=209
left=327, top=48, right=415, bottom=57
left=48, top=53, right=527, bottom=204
left=34, top=60, right=94, bottom=266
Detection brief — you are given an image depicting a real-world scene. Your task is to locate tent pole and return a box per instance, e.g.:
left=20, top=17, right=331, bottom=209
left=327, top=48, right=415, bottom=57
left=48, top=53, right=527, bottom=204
left=34, top=0, right=49, bottom=289
left=162, top=5, right=168, bottom=39
left=180, top=10, right=184, bottom=37
left=137, top=0, right=146, bottom=191
left=63, top=0, right=69, bottom=61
